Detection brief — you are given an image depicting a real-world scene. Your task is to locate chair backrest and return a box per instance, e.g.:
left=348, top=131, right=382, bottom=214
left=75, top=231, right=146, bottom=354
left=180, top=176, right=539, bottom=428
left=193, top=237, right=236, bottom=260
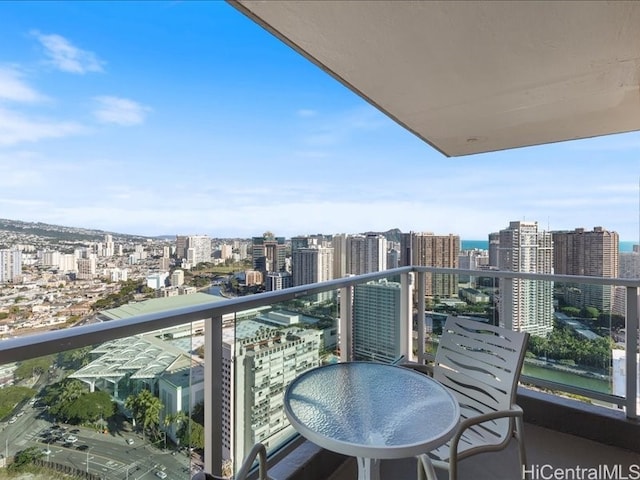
left=433, top=316, right=529, bottom=439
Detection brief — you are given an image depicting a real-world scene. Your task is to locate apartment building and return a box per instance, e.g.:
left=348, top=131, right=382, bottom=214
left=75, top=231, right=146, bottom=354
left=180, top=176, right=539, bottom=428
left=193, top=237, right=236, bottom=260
left=400, top=232, right=460, bottom=298
left=226, top=321, right=322, bottom=464
left=498, top=221, right=554, bottom=336
left=353, top=279, right=405, bottom=363
left=552, top=227, right=619, bottom=312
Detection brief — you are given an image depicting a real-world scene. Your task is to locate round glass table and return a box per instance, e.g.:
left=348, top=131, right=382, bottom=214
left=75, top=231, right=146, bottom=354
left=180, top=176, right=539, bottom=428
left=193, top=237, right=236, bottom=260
left=284, top=362, right=460, bottom=480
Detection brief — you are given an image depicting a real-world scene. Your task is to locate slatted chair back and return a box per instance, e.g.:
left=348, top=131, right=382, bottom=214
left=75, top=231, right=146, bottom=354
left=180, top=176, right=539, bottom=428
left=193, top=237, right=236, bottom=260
left=433, top=316, right=529, bottom=448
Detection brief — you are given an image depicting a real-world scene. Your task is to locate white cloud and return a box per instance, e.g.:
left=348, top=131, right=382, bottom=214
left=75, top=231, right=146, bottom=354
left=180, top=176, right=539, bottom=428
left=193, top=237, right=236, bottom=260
left=0, top=67, right=47, bottom=103
left=31, top=30, right=105, bottom=74
left=93, top=96, right=151, bottom=126
left=0, top=107, right=87, bottom=146
left=296, top=109, right=317, bottom=117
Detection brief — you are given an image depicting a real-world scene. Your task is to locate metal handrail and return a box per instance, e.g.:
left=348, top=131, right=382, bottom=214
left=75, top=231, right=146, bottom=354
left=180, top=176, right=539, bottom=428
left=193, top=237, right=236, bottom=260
left=1, top=266, right=636, bottom=363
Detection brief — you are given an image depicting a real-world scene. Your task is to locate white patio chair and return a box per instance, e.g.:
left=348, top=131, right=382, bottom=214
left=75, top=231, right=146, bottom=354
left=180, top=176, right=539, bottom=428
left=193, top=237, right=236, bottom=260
left=415, top=316, right=530, bottom=480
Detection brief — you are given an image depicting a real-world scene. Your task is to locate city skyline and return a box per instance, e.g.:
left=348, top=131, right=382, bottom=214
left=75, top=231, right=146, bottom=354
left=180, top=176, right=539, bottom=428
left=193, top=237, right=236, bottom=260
left=1, top=2, right=639, bottom=241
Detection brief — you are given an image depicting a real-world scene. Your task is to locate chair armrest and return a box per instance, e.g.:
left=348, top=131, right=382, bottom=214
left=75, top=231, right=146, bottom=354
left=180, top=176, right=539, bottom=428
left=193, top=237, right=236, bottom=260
left=457, top=404, right=523, bottom=431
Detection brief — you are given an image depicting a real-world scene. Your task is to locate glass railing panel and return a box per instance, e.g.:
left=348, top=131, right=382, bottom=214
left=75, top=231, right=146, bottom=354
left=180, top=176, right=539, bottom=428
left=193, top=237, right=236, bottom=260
left=419, top=271, right=499, bottom=359
left=229, top=287, right=340, bottom=476
left=0, top=325, right=199, bottom=479
left=522, top=279, right=622, bottom=406
left=414, top=270, right=635, bottom=410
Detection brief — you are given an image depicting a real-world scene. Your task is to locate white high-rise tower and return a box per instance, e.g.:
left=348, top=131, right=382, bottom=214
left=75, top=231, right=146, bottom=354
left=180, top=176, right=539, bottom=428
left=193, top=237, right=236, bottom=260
left=498, top=221, right=554, bottom=337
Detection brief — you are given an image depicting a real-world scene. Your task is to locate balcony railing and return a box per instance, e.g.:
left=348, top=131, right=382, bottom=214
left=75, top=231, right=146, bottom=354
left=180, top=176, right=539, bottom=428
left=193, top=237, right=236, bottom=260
left=0, top=267, right=637, bottom=479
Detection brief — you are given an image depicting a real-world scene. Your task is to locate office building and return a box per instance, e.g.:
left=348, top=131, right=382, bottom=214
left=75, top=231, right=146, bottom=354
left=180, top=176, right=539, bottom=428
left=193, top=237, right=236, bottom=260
left=176, top=235, right=189, bottom=260
left=147, top=272, right=169, bottom=290
left=552, top=227, right=619, bottom=312
left=265, top=272, right=292, bottom=291
left=498, top=221, right=553, bottom=336
left=252, top=233, right=286, bottom=276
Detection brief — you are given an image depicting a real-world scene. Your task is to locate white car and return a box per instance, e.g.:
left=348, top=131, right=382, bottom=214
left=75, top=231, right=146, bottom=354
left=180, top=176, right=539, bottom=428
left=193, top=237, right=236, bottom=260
left=42, top=448, right=52, bottom=455
left=155, top=471, right=167, bottom=479
left=8, top=417, right=17, bottom=424
left=65, top=435, right=78, bottom=443
left=126, top=438, right=134, bottom=445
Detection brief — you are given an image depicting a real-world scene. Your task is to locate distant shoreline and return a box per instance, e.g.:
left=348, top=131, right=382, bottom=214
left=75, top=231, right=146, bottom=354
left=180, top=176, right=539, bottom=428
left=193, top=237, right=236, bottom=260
left=462, top=239, right=637, bottom=253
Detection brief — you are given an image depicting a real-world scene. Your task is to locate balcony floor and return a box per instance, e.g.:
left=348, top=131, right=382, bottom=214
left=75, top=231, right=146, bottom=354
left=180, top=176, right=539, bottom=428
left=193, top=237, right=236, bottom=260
left=326, top=422, right=640, bottom=480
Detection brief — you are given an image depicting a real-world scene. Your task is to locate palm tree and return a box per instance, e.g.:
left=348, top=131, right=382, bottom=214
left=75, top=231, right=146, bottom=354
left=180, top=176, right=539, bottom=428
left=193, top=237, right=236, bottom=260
left=163, top=410, right=189, bottom=449
left=125, top=389, right=163, bottom=441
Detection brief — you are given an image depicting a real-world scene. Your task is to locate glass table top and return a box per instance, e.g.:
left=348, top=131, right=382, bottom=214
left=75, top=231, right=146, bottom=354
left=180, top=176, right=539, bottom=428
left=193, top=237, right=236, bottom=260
left=284, top=362, right=460, bottom=459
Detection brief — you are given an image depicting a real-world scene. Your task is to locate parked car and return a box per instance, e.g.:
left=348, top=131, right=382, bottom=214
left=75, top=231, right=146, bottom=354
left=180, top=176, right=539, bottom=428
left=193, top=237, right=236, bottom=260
left=155, top=471, right=167, bottom=479
left=126, top=438, right=134, bottom=445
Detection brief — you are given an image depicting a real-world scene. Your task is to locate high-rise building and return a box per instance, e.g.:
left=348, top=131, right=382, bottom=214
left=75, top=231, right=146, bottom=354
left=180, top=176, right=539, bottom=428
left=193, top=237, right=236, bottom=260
left=488, top=232, right=500, bottom=267
left=0, top=249, right=22, bottom=283
left=292, top=246, right=334, bottom=287
left=331, top=234, right=347, bottom=279
left=346, top=234, right=387, bottom=275
left=498, top=221, right=553, bottom=336
left=265, top=272, right=292, bottom=291
left=552, top=227, right=619, bottom=312
left=40, top=250, right=60, bottom=268
left=225, top=321, right=322, bottom=463
left=104, top=234, right=115, bottom=257
left=77, top=256, right=97, bottom=280
left=402, top=232, right=460, bottom=297
left=176, top=235, right=189, bottom=260
left=59, top=253, right=78, bottom=273
left=353, top=279, right=405, bottom=363
left=171, top=270, right=185, bottom=287
left=620, top=252, right=640, bottom=279
left=252, top=232, right=286, bottom=276
left=187, top=235, right=212, bottom=265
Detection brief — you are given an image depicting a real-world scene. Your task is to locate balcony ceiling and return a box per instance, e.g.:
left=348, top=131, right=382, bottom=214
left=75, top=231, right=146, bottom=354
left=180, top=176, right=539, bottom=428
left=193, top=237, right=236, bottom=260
left=231, top=1, right=640, bottom=157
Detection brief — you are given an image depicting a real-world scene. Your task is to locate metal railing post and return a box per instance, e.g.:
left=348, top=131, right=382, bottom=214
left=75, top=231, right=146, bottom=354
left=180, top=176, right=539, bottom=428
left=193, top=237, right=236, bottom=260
left=625, top=286, right=638, bottom=419
left=339, top=286, right=353, bottom=362
left=399, top=272, right=413, bottom=361
left=417, top=271, right=426, bottom=364
left=501, top=277, right=514, bottom=330
left=204, top=315, right=223, bottom=476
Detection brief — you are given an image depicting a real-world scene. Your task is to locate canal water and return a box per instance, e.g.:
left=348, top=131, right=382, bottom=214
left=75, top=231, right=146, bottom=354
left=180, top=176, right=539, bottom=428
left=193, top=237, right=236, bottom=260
left=523, top=362, right=611, bottom=394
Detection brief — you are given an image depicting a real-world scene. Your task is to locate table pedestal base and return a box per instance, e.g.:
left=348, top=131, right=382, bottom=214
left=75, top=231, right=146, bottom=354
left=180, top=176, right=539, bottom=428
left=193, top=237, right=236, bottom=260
left=357, top=457, right=380, bottom=480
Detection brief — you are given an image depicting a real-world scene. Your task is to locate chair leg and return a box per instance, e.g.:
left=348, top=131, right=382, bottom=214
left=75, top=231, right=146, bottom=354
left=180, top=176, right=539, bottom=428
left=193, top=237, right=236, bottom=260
left=515, top=415, right=528, bottom=480
left=417, top=455, right=438, bottom=480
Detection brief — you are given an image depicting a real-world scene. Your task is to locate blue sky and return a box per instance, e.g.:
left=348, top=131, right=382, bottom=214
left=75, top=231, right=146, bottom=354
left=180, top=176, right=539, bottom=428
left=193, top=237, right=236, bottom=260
left=1, top=1, right=639, bottom=241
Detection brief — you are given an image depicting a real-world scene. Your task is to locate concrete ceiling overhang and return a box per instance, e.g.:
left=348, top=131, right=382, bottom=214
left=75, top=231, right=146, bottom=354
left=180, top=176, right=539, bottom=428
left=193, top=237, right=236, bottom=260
left=231, top=1, right=640, bottom=157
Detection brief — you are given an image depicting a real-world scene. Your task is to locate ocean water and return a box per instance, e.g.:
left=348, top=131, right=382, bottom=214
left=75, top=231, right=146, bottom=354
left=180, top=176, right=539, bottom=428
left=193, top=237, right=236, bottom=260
left=462, top=240, right=637, bottom=252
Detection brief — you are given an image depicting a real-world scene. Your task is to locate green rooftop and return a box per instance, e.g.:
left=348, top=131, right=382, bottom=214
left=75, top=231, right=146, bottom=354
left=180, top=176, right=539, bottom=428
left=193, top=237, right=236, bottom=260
left=99, top=292, right=225, bottom=320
